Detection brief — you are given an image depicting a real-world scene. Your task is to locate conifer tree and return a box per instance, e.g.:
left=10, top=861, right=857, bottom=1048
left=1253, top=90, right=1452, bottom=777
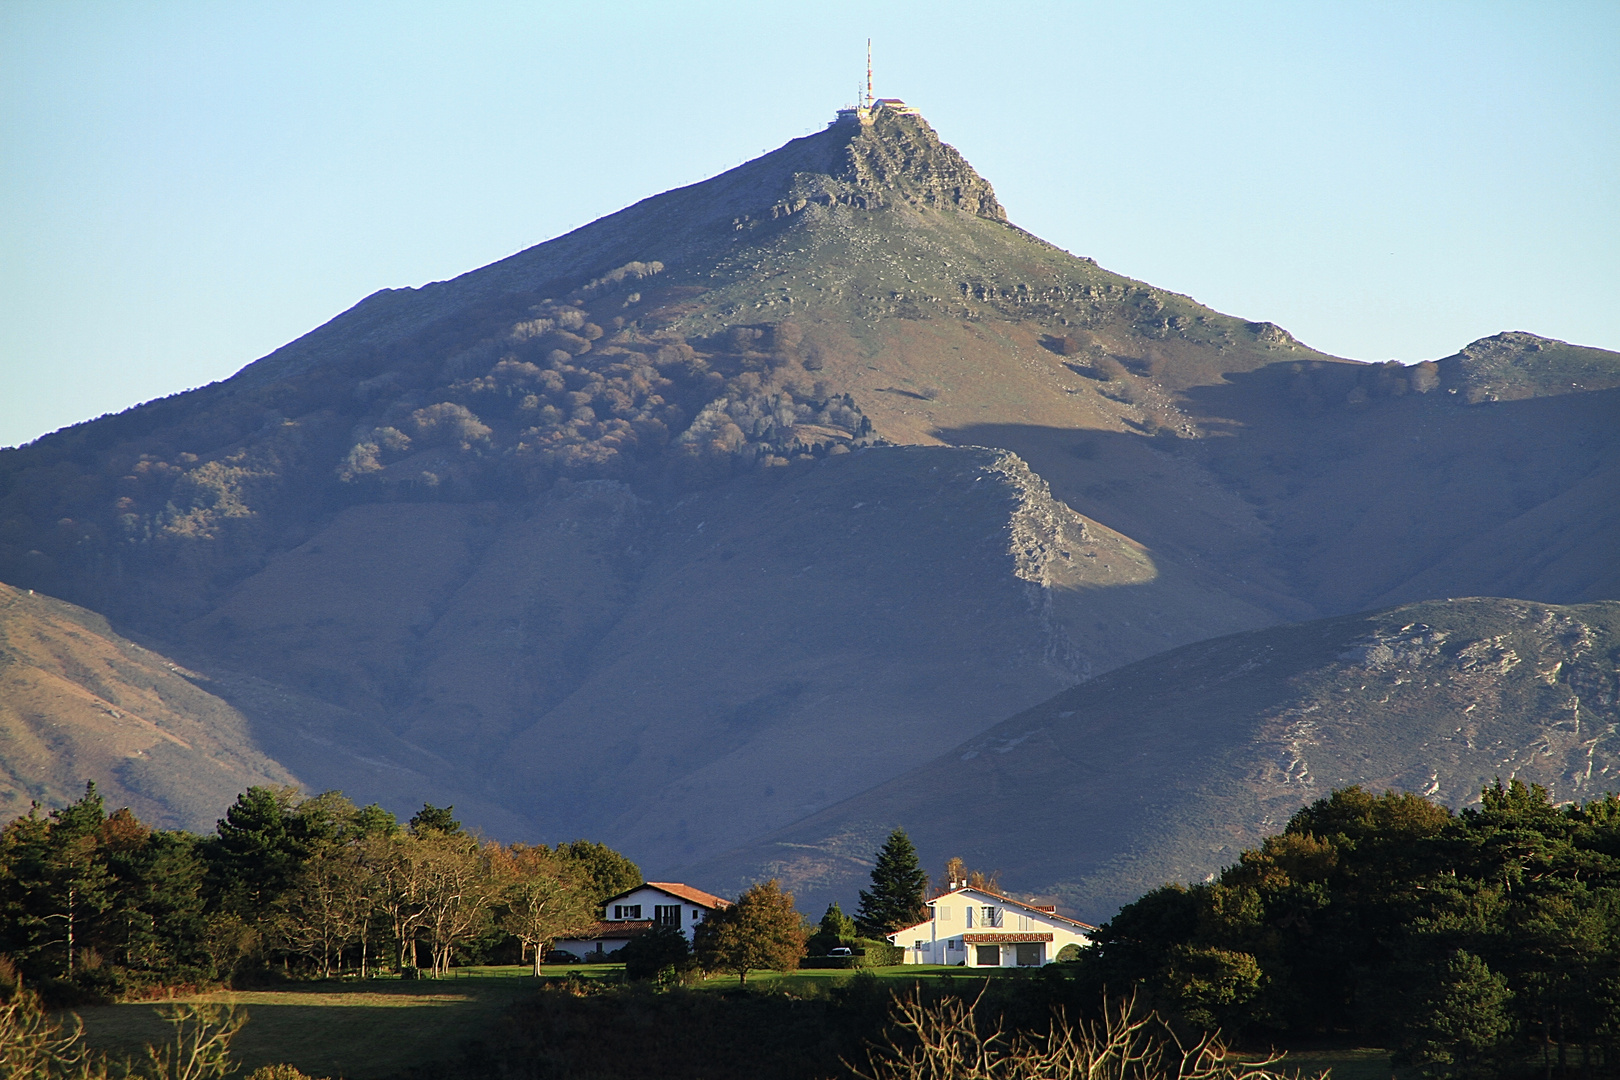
left=856, top=828, right=928, bottom=936
left=1401, top=950, right=1514, bottom=1079
left=407, top=803, right=461, bottom=835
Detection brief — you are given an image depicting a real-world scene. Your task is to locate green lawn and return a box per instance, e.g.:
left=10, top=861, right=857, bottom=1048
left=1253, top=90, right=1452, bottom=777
left=1272, top=1047, right=1394, bottom=1080
left=73, top=966, right=549, bottom=1079
left=70, top=963, right=961, bottom=1077
left=686, top=962, right=1008, bottom=991
left=66, top=962, right=1083, bottom=1079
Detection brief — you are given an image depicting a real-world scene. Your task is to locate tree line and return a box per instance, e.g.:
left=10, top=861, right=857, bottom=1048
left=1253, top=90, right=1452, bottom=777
left=0, top=783, right=640, bottom=999
left=0, top=782, right=950, bottom=1000
left=1070, top=781, right=1620, bottom=1079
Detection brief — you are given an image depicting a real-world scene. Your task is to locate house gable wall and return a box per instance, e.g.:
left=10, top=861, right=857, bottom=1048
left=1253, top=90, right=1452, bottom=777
left=888, top=887, right=1092, bottom=968
left=554, top=882, right=726, bottom=958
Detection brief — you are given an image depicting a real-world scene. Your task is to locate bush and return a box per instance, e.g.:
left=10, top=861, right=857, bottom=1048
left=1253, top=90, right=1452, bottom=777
left=246, top=1066, right=333, bottom=1080
left=1045, top=333, right=1088, bottom=356
left=620, top=925, right=692, bottom=982
left=855, top=939, right=904, bottom=968
left=851, top=991, right=1301, bottom=1080
left=1092, top=356, right=1127, bottom=381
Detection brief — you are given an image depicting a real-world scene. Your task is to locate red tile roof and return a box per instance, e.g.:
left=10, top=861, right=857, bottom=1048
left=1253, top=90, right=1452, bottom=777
left=648, top=881, right=731, bottom=908
left=603, top=881, right=731, bottom=910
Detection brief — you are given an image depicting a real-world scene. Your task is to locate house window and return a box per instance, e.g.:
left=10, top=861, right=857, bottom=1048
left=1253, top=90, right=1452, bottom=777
left=964, top=907, right=974, bottom=928
left=612, top=904, right=642, bottom=920
left=654, top=905, right=681, bottom=926
left=691, top=909, right=704, bottom=922
left=1016, top=914, right=1032, bottom=931
left=975, top=945, right=1001, bottom=966
left=1016, top=942, right=1043, bottom=966
left=981, top=907, right=1002, bottom=928
left=938, top=905, right=951, bottom=922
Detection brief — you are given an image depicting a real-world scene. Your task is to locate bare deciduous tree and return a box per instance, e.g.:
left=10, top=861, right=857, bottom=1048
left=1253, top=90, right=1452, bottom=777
left=491, top=844, right=598, bottom=975
left=275, top=844, right=373, bottom=979
left=415, top=834, right=496, bottom=977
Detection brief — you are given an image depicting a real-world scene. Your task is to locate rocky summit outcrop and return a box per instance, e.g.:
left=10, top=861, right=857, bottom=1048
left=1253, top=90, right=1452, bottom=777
left=766, top=106, right=1006, bottom=222
left=0, top=103, right=1615, bottom=909
left=1438, top=330, right=1620, bottom=403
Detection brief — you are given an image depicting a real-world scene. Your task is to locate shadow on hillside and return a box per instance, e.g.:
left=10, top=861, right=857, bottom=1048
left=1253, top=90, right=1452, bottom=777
left=939, top=366, right=1620, bottom=616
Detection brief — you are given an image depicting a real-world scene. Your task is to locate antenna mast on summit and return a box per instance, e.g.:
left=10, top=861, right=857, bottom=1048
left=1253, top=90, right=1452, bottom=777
left=866, top=39, right=873, bottom=108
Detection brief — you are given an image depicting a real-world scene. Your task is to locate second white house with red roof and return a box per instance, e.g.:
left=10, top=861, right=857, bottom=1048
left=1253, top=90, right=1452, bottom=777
left=887, top=886, right=1095, bottom=967
left=552, top=881, right=731, bottom=960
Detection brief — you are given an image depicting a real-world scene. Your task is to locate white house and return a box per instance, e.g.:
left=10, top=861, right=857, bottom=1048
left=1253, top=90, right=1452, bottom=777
left=552, top=881, right=730, bottom=960
left=887, top=886, right=1095, bottom=968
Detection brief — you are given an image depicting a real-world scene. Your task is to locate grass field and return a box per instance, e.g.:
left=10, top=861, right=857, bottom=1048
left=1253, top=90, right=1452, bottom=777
left=1273, top=1047, right=1394, bottom=1080
left=69, top=964, right=1391, bottom=1080
left=69, top=963, right=963, bottom=1079
left=73, top=966, right=547, bottom=1079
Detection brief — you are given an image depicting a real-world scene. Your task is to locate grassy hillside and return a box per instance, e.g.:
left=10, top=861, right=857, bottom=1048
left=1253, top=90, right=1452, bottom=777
left=0, top=582, right=294, bottom=829
left=693, top=597, right=1620, bottom=921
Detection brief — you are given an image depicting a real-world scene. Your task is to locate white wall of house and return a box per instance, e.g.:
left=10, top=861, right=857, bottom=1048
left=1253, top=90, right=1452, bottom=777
left=889, top=887, right=1093, bottom=968
left=602, top=884, right=716, bottom=943
left=551, top=884, right=726, bottom=960
left=551, top=927, right=644, bottom=960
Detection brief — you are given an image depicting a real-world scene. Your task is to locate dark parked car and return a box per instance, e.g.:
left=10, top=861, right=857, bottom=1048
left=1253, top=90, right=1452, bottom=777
left=543, top=950, right=582, bottom=964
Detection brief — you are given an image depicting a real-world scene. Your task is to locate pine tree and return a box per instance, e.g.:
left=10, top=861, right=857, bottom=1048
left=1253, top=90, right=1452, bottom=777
left=407, top=803, right=461, bottom=835
left=808, top=901, right=858, bottom=955
left=41, top=782, right=113, bottom=978
left=207, top=786, right=302, bottom=908
left=856, top=828, right=928, bottom=937
left=1401, top=949, right=1514, bottom=1079
left=818, top=902, right=857, bottom=941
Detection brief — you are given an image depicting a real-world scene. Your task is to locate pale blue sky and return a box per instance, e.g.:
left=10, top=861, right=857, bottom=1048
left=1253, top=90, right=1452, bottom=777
left=3, top=1, right=1616, bottom=449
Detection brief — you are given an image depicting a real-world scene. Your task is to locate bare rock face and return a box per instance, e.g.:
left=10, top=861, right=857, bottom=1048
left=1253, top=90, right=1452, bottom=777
left=763, top=107, right=1006, bottom=222
left=841, top=108, right=1007, bottom=219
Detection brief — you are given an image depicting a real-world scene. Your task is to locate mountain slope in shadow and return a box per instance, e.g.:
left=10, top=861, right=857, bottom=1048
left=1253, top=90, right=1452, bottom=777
left=687, top=597, right=1620, bottom=921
